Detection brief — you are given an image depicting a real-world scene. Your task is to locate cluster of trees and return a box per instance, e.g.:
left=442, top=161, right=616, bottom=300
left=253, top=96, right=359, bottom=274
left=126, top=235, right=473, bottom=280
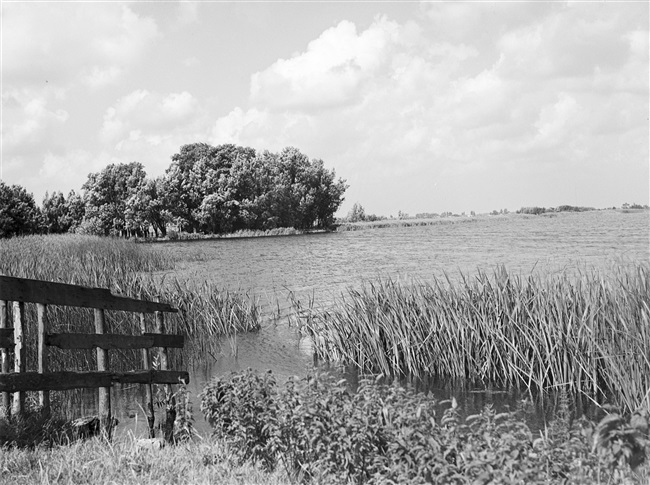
left=344, top=203, right=382, bottom=223
left=516, top=205, right=595, bottom=215
left=0, top=144, right=348, bottom=239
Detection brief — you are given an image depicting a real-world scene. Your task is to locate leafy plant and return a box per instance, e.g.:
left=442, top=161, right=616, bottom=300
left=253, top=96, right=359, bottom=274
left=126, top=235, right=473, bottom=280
left=201, top=369, right=650, bottom=484
left=200, top=369, right=279, bottom=471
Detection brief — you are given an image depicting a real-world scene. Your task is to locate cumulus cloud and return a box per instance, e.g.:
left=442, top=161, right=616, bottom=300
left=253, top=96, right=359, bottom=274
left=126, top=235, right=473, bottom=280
left=100, top=90, right=200, bottom=144
left=2, top=2, right=646, bottom=214
left=90, top=89, right=210, bottom=184
left=215, top=3, right=648, bottom=214
left=3, top=2, right=159, bottom=90
left=250, top=17, right=404, bottom=112
left=175, top=1, right=200, bottom=29
left=2, top=88, right=69, bottom=154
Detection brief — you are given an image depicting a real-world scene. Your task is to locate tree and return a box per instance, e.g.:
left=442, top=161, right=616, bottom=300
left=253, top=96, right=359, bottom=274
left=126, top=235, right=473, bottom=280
left=347, top=203, right=366, bottom=222
left=128, top=177, right=170, bottom=237
left=81, top=162, right=148, bottom=236
left=41, top=190, right=85, bottom=234
left=0, top=182, right=41, bottom=238
left=42, top=191, right=67, bottom=233
left=63, top=190, right=85, bottom=233
left=162, top=143, right=256, bottom=232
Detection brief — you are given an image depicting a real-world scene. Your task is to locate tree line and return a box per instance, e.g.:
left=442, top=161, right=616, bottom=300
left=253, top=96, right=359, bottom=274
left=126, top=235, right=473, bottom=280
left=0, top=143, right=348, bottom=239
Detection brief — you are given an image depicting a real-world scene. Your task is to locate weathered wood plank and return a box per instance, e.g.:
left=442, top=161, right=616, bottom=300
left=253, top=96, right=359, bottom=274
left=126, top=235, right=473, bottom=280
left=0, top=301, right=10, bottom=416
left=156, top=307, right=176, bottom=444
left=94, top=308, right=111, bottom=436
left=0, top=276, right=177, bottom=313
left=140, top=312, right=155, bottom=438
left=0, top=328, right=13, bottom=348
left=37, top=304, right=50, bottom=415
left=112, top=370, right=189, bottom=385
left=143, top=333, right=185, bottom=348
left=45, top=333, right=184, bottom=349
left=12, top=302, right=25, bottom=415
left=0, top=370, right=190, bottom=392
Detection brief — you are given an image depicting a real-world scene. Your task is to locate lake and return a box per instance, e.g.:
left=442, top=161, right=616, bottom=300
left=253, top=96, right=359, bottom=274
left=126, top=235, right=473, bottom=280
left=116, top=210, right=649, bottom=437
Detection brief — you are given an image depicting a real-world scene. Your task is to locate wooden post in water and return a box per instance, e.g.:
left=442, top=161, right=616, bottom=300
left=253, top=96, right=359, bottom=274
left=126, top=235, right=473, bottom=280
left=37, top=303, right=50, bottom=417
left=155, top=303, right=176, bottom=443
left=12, top=301, right=25, bottom=416
left=0, top=300, right=10, bottom=417
left=94, top=308, right=112, bottom=437
left=139, top=312, right=155, bottom=438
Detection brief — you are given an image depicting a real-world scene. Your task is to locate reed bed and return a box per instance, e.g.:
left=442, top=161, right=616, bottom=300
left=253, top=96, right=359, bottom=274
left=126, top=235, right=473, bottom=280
left=336, top=216, right=480, bottom=231
left=296, top=264, right=650, bottom=413
left=0, top=234, right=261, bottom=374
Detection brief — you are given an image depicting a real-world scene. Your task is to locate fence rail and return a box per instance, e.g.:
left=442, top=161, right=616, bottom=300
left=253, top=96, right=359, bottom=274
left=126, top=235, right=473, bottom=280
left=0, top=275, right=187, bottom=441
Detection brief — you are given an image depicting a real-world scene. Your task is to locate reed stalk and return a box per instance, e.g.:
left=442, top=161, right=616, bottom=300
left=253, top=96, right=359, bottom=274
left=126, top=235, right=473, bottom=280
left=0, top=234, right=261, bottom=375
left=296, top=264, right=650, bottom=412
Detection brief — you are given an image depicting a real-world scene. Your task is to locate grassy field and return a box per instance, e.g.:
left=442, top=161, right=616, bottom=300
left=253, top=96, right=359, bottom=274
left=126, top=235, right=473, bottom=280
left=295, top=264, right=650, bottom=414
left=0, top=435, right=290, bottom=485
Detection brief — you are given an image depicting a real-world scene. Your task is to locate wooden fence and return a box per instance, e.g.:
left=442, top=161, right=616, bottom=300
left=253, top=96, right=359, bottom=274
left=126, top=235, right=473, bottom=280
left=0, top=275, right=188, bottom=440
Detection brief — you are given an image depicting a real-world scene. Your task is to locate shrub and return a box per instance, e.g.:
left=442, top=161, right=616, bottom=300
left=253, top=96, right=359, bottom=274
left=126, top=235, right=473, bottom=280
left=201, top=369, right=650, bottom=484
left=200, top=369, right=279, bottom=471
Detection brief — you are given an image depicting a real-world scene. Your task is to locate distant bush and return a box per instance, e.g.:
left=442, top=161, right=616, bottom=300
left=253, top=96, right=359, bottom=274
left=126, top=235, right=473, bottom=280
left=517, top=206, right=547, bottom=215
left=201, top=369, right=650, bottom=484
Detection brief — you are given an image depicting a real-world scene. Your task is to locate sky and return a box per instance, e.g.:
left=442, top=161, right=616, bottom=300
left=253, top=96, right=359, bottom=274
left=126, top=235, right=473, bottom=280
left=1, top=1, right=648, bottom=217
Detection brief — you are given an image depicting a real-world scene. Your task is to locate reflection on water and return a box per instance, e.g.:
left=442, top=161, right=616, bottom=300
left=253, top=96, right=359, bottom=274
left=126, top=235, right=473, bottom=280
left=108, top=211, right=648, bottom=436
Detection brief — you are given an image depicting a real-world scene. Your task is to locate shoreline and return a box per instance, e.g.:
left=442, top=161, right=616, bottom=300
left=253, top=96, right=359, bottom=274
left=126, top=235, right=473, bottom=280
left=136, top=207, right=648, bottom=243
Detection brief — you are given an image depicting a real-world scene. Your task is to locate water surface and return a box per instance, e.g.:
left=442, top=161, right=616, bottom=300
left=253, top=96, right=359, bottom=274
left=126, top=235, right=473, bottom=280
left=120, top=210, right=649, bottom=436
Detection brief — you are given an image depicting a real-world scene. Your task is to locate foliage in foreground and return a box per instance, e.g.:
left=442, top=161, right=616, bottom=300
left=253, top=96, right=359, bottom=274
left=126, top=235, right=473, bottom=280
left=0, top=434, right=290, bottom=485
left=201, top=369, right=650, bottom=484
left=295, top=264, right=650, bottom=413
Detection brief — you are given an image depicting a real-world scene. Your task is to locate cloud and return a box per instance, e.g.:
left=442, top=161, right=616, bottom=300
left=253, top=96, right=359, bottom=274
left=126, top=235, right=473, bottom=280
left=175, top=1, right=200, bottom=29
left=100, top=90, right=201, bottom=144
left=2, top=88, right=69, bottom=153
left=183, top=56, right=200, bottom=68
left=250, top=17, right=404, bottom=112
left=92, top=89, right=210, bottom=183
left=214, top=4, right=648, bottom=214
left=3, top=3, right=159, bottom=90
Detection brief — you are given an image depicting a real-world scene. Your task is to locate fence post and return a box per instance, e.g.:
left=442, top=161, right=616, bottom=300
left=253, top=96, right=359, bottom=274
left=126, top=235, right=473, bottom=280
left=37, top=303, right=50, bottom=417
left=155, top=305, right=176, bottom=443
left=12, top=301, right=25, bottom=416
left=94, top=308, right=112, bottom=437
left=139, top=312, right=155, bottom=438
left=0, top=300, right=9, bottom=417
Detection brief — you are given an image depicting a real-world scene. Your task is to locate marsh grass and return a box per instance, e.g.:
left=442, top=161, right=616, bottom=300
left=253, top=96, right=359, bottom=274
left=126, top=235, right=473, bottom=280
left=296, top=264, right=650, bottom=413
left=0, top=234, right=260, bottom=383
left=336, top=216, right=480, bottom=231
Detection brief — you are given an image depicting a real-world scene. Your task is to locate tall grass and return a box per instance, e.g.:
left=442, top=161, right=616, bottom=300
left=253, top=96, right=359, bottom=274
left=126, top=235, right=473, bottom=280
left=295, top=264, right=650, bottom=413
left=336, top=216, right=479, bottom=231
left=0, top=234, right=261, bottom=374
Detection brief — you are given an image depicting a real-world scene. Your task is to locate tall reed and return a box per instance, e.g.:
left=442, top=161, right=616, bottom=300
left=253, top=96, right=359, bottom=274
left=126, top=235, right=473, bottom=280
left=295, top=264, right=650, bottom=413
left=0, top=234, right=261, bottom=373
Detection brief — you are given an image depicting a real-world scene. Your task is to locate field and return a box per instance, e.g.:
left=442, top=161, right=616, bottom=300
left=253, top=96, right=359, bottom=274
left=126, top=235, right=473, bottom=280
left=1, top=233, right=649, bottom=483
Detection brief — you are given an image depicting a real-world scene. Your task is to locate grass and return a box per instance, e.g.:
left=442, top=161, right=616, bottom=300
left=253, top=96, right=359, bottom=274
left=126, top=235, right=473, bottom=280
left=0, top=234, right=261, bottom=379
left=336, top=215, right=480, bottom=231
left=2, top=370, right=648, bottom=485
left=138, top=226, right=319, bottom=243
left=0, top=434, right=291, bottom=485
left=294, top=264, right=650, bottom=414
